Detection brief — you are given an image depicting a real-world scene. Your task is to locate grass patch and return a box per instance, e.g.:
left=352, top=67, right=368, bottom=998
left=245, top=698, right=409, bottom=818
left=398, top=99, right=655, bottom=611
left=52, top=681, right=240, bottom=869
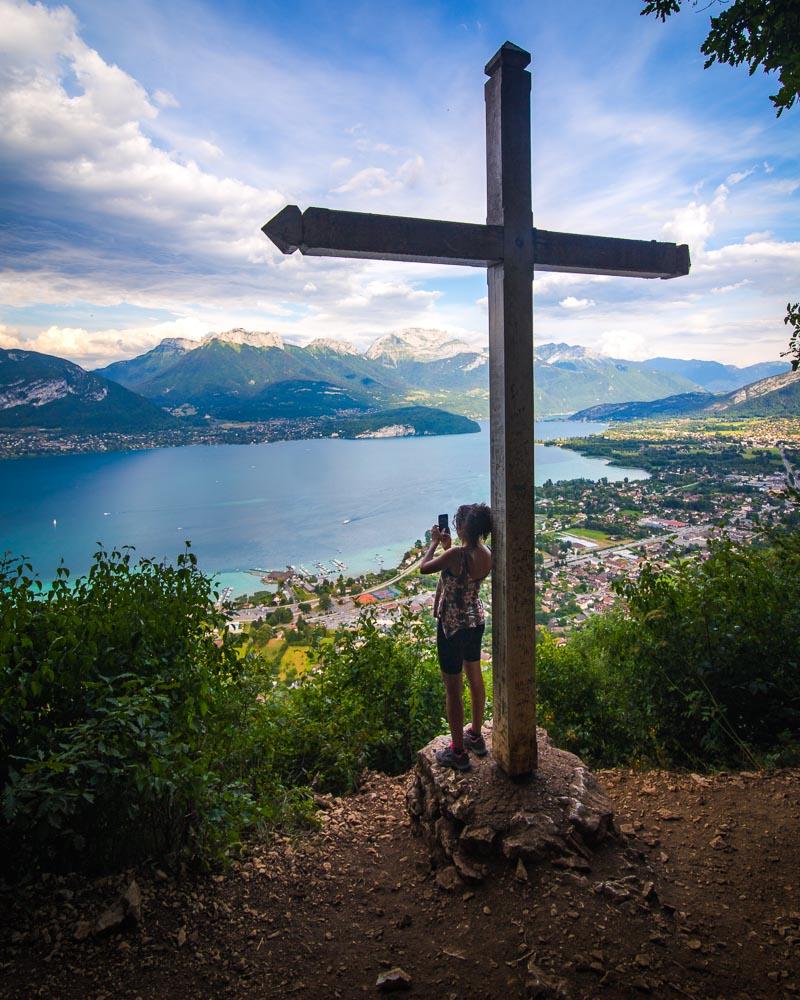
left=292, top=586, right=316, bottom=602
left=280, top=644, right=315, bottom=677
left=565, top=527, right=616, bottom=543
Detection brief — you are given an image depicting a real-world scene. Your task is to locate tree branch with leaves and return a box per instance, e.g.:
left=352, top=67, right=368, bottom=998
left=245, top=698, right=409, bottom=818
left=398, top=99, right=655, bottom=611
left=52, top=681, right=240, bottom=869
left=782, top=302, right=800, bottom=371
left=641, top=0, right=800, bottom=116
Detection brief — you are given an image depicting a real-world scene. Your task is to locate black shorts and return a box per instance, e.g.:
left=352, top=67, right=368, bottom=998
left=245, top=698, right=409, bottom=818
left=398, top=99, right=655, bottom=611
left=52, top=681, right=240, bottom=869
left=436, top=621, right=485, bottom=675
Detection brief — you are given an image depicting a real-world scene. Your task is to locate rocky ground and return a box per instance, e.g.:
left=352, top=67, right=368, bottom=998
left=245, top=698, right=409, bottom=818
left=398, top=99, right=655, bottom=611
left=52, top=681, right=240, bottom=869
left=1, top=767, right=798, bottom=999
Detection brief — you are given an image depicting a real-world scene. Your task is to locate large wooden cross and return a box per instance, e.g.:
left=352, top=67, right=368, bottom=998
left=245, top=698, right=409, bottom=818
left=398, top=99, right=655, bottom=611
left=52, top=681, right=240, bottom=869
left=262, top=41, right=689, bottom=778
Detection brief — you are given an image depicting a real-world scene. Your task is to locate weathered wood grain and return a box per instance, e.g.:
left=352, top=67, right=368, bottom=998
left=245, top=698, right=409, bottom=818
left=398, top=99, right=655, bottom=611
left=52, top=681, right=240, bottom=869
left=485, top=42, right=538, bottom=777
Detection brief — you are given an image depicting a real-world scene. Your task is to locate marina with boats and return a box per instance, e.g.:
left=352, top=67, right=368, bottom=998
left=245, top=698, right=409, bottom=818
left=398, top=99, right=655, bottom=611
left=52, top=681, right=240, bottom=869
left=251, top=557, right=349, bottom=586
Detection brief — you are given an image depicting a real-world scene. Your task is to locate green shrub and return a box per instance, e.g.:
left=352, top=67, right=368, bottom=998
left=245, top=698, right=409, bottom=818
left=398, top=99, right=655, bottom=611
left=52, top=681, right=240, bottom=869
left=537, top=531, right=800, bottom=769
left=536, top=619, right=661, bottom=767
left=273, top=607, right=443, bottom=791
left=0, top=546, right=311, bottom=875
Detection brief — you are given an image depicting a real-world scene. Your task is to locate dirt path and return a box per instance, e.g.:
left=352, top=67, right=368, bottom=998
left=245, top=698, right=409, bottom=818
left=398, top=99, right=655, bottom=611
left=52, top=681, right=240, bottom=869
left=1, top=767, right=798, bottom=999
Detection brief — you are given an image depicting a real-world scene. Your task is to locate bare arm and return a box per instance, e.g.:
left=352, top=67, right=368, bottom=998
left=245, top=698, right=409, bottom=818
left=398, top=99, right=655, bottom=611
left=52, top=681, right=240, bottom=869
left=419, top=525, right=459, bottom=575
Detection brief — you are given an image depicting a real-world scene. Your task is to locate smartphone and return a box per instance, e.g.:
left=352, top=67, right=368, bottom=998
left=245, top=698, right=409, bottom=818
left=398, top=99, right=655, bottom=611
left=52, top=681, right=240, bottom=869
left=438, top=513, right=449, bottom=535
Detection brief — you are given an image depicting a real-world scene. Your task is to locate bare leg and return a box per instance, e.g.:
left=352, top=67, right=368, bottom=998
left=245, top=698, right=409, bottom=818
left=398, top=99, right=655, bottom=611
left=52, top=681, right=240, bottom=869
left=463, top=659, right=485, bottom=733
left=442, top=672, right=465, bottom=751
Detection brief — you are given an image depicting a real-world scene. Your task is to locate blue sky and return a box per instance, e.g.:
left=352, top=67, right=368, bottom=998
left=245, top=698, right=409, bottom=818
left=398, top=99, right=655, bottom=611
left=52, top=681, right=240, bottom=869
left=0, top=0, right=797, bottom=368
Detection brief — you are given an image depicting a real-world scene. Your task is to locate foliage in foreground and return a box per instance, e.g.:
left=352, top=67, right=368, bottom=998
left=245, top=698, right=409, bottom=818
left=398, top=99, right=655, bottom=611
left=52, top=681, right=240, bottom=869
left=272, top=608, right=443, bottom=792
left=0, top=550, right=443, bottom=875
left=0, top=547, right=311, bottom=875
left=537, top=531, right=800, bottom=769
left=4, top=529, right=799, bottom=876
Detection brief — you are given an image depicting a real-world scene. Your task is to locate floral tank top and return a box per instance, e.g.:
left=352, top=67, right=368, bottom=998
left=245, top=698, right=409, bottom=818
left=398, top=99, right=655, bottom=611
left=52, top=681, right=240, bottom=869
left=434, top=547, right=487, bottom=639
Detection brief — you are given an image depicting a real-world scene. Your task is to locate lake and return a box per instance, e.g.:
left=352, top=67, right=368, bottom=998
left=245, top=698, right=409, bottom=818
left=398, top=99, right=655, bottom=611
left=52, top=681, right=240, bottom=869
left=0, top=421, right=647, bottom=595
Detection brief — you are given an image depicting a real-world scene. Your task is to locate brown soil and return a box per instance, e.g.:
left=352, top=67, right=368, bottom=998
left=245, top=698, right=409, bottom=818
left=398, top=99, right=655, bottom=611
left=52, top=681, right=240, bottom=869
left=1, top=767, right=798, bottom=999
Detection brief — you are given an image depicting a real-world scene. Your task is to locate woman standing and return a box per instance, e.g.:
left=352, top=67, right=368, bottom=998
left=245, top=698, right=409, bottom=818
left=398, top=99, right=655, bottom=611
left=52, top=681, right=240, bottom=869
left=420, top=503, right=492, bottom=771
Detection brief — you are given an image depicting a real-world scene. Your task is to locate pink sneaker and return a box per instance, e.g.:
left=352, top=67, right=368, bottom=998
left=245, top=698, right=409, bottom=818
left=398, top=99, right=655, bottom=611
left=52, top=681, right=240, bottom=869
left=463, top=726, right=487, bottom=756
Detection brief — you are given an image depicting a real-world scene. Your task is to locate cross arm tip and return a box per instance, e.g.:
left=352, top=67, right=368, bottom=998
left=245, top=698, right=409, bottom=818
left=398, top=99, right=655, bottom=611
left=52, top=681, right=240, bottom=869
left=262, top=204, right=302, bottom=254
left=660, top=242, right=691, bottom=279
left=485, top=41, right=531, bottom=76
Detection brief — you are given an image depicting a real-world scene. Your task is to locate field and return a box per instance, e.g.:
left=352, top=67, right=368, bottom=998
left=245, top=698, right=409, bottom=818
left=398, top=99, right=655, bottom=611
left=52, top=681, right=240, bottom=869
left=279, top=645, right=314, bottom=675
left=565, top=526, right=618, bottom=544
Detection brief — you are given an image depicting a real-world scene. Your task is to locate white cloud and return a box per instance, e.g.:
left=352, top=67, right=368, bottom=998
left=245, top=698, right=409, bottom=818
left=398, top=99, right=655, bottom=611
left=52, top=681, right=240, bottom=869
left=744, top=230, right=773, bottom=244
left=0, top=0, right=285, bottom=262
left=331, top=157, right=351, bottom=169
left=696, top=237, right=800, bottom=295
left=354, top=138, right=397, bottom=155
left=769, top=178, right=800, bottom=195
left=0, top=317, right=210, bottom=368
left=661, top=185, right=728, bottom=257
left=338, top=279, right=439, bottom=310
left=0, top=323, right=17, bottom=349
left=194, top=139, right=223, bottom=159
left=153, top=89, right=180, bottom=109
left=598, top=330, right=648, bottom=361
left=711, top=279, right=752, bottom=294
left=331, top=155, right=424, bottom=197
left=559, top=296, right=595, bottom=311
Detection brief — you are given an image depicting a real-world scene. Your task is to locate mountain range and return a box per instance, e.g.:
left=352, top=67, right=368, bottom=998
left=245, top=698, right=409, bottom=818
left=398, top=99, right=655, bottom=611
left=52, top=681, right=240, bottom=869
left=571, top=369, right=800, bottom=422
left=94, top=327, right=791, bottom=421
left=1, top=328, right=792, bottom=436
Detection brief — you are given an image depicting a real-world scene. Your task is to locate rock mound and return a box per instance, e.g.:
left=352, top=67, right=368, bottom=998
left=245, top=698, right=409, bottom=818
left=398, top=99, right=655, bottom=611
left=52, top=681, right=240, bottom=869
left=406, top=722, right=617, bottom=874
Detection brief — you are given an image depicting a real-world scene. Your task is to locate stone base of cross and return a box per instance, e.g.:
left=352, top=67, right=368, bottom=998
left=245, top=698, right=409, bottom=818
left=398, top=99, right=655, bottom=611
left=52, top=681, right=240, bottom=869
left=263, top=41, right=689, bottom=778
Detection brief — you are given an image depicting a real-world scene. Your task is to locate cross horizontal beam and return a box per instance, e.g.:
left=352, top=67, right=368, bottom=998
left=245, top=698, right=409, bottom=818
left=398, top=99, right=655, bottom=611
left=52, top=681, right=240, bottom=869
left=533, top=229, right=689, bottom=280
left=263, top=205, right=689, bottom=279
left=264, top=205, right=503, bottom=267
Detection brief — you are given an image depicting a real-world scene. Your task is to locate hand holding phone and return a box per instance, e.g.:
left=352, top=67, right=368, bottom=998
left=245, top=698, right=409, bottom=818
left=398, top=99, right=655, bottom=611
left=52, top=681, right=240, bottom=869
left=438, top=513, right=450, bottom=535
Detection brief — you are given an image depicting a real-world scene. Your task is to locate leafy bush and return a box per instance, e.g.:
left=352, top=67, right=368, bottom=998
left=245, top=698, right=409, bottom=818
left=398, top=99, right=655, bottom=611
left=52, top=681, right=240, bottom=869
left=272, top=607, right=443, bottom=791
left=0, top=548, right=448, bottom=875
left=536, top=620, right=661, bottom=767
left=537, top=531, right=800, bottom=768
left=0, top=546, right=311, bottom=875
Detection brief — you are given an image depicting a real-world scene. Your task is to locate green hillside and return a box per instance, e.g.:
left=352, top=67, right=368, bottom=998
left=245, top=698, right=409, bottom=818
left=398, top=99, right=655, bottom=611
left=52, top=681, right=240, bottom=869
left=708, top=371, right=800, bottom=417
left=535, top=358, right=699, bottom=416
left=137, top=340, right=402, bottom=416
left=571, top=371, right=800, bottom=421
left=0, top=349, right=177, bottom=432
left=213, top=379, right=369, bottom=419
left=96, top=338, right=195, bottom=392
left=327, top=405, right=480, bottom=437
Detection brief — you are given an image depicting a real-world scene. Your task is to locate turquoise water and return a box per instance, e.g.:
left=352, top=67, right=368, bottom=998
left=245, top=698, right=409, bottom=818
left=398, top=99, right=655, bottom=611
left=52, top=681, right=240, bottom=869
left=0, top=421, right=646, bottom=595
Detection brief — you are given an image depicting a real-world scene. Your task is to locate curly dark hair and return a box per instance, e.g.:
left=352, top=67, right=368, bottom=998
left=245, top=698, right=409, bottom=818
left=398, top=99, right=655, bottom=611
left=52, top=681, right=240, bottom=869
left=454, top=503, right=492, bottom=546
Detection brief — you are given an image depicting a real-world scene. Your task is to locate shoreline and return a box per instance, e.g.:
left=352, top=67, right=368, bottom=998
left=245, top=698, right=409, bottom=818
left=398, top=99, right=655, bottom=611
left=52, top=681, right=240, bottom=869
left=213, top=536, right=418, bottom=598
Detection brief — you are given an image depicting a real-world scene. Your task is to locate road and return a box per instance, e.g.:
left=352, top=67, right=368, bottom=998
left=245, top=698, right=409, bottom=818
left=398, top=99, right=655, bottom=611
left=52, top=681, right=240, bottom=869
left=780, top=446, right=798, bottom=490
left=549, top=523, right=713, bottom=570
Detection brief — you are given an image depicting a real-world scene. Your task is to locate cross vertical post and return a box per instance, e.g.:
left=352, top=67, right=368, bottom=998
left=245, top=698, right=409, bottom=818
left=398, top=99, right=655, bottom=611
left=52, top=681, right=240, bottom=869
left=485, top=43, right=537, bottom=776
